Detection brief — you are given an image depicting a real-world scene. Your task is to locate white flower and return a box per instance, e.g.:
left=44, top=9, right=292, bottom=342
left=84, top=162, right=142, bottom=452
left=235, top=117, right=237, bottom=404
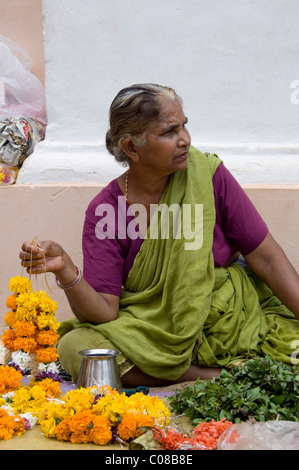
left=19, top=412, right=38, bottom=429
left=0, top=403, right=14, bottom=415
left=11, top=350, right=31, bottom=370
left=37, top=361, right=60, bottom=374
left=1, top=391, right=15, bottom=401
left=0, top=341, right=10, bottom=365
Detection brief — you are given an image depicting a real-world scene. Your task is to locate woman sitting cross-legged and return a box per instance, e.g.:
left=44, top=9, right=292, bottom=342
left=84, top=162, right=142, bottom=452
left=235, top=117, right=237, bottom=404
left=20, top=83, right=299, bottom=387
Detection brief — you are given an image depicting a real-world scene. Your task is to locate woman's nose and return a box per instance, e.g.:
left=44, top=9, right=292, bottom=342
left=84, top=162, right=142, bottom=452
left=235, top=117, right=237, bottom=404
left=178, top=128, right=191, bottom=147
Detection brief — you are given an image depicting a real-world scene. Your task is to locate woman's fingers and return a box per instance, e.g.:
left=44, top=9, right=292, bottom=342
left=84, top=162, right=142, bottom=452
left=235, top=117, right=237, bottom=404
left=20, top=240, right=66, bottom=274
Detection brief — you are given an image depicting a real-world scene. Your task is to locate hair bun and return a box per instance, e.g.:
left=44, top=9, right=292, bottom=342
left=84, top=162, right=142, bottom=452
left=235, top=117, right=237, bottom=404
left=105, top=129, right=115, bottom=156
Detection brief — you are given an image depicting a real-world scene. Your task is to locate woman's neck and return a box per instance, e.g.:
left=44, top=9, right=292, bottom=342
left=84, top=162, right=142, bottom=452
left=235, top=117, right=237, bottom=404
left=121, top=167, right=170, bottom=206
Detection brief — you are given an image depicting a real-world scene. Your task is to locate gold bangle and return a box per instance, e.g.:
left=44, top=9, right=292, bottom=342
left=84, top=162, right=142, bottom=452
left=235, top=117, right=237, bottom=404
left=56, top=267, right=82, bottom=290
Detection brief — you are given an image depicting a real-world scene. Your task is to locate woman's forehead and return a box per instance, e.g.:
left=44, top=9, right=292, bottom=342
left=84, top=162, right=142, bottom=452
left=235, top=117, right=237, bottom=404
left=158, top=98, right=185, bottom=123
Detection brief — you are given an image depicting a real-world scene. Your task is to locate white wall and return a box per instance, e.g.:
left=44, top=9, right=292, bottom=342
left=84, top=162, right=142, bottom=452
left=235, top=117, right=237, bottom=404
left=17, top=0, right=299, bottom=184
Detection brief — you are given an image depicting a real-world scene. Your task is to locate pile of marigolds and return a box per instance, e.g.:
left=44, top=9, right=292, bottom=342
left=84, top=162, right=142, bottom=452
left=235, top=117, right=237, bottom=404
left=0, top=275, right=233, bottom=448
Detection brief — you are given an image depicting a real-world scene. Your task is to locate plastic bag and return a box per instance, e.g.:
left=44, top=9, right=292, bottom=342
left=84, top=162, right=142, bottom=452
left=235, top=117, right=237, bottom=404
left=0, top=36, right=47, bottom=175
left=0, top=116, right=44, bottom=167
left=217, top=420, right=299, bottom=450
left=0, top=35, right=47, bottom=126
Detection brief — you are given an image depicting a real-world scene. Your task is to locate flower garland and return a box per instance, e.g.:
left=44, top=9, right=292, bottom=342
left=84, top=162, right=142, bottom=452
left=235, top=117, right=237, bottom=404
left=0, top=275, right=172, bottom=446
left=39, top=385, right=171, bottom=446
left=0, top=274, right=64, bottom=440
left=0, top=382, right=171, bottom=445
left=1, top=276, right=60, bottom=377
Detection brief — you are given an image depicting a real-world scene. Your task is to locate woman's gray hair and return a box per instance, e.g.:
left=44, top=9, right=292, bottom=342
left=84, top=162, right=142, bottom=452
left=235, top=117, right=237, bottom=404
left=106, top=83, right=183, bottom=165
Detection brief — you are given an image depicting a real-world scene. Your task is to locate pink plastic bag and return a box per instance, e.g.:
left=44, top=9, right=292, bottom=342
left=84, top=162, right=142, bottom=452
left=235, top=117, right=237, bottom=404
left=0, top=36, right=46, bottom=177
left=0, top=35, right=47, bottom=126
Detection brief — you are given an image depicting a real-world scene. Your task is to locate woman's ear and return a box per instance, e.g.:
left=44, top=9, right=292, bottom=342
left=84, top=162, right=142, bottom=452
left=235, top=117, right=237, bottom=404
left=121, top=138, right=140, bottom=162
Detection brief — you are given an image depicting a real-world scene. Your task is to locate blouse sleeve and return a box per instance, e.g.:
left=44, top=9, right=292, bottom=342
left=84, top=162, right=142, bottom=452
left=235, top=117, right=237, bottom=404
left=213, top=163, right=269, bottom=256
left=82, top=197, right=124, bottom=297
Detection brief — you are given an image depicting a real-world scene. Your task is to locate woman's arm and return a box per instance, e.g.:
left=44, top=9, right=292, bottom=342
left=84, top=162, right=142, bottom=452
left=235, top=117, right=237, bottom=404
left=244, top=232, right=299, bottom=321
left=19, top=240, right=119, bottom=324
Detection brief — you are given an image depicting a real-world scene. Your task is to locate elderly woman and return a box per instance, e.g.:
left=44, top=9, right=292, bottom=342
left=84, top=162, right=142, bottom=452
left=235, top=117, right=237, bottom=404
left=20, top=84, right=299, bottom=386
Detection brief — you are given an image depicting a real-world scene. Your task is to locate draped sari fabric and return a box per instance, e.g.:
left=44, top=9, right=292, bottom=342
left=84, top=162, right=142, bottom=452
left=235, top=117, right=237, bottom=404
left=58, top=147, right=299, bottom=381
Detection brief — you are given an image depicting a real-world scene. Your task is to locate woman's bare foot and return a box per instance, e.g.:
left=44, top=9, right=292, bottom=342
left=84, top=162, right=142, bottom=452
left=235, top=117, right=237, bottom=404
left=121, top=364, right=222, bottom=387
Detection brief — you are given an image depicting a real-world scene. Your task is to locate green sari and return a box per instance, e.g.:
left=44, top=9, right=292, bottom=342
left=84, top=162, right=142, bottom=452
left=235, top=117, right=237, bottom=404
left=58, top=146, right=299, bottom=381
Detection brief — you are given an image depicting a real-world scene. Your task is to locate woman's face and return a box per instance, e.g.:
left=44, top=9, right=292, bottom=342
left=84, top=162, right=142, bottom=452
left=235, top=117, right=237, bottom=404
left=135, top=96, right=191, bottom=176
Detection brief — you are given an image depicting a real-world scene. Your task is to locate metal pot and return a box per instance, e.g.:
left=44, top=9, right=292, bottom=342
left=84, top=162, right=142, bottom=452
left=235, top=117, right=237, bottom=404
left=76, top=349, right=123, bottom=393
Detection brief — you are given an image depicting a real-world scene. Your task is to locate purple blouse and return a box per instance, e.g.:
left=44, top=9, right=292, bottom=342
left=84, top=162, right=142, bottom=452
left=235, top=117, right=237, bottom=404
left=82, top=163, right=268, bottom=296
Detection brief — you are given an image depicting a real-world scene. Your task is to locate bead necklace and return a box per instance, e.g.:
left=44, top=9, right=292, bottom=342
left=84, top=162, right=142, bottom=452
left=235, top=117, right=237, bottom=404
left=125, top=170, right=129, bottom=201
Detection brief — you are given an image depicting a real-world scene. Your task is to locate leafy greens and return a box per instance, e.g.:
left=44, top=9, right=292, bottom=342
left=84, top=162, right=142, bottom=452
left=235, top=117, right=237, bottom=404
left=169, top=356, right=299, bottom=424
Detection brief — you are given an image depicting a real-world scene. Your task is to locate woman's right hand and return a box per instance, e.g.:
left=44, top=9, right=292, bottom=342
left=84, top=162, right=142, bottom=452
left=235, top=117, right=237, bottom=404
left=20, top=239, right=69, bottom=276
left=20, top=239, right=119, bottom=324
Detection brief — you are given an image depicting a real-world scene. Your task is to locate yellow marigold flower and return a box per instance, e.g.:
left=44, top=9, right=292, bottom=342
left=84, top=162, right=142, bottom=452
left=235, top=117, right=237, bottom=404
left=62, top=388, right=94, bottom=414
left=12, top=384, right=48, bottom=415
left=4, top=310, right=17, bottom=328
left=92, top=394, right=128, bottom=423
left=15, top=306, right=37, bottom=323
left=43, top=402, right=68, bottom=422
left=35, top=314, right=60, bottom=332
left=8, top=276, right=32, bottom=295
left=16, top=292, right=39, bottom=312
left=6, top=294, right=18, bottom=311
left=14, top=320, right=36, bottom=338
left=36, top=292, right=58, bottom=315
left=10, top=388, right=30, bottom=414
left=0, top=398, right=6, bottom=407
left=40, top=417, right=57, bottom=439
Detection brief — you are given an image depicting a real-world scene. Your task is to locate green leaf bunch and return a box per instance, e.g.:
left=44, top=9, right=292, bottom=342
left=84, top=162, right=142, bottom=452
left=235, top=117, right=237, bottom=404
left=169, top=356, right=299, bottom=424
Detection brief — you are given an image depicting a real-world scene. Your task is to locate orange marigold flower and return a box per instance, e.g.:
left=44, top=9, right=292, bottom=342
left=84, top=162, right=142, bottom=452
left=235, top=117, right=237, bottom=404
left=117, top=412, right=146, bottom=442
left=6, top=294, right=17, bottom=311
left=68, top=410, right=94, bottom=444
left=0, top=365, right=23, bottom=394
left=90, top=415, right=112, bottom=445
left=14, top=320, right=36, bottom=338
left=12, top=417, right=25, bottom=436
left=36, top=347, right=58, bottom=363
left=36, top=329, right=59, bottom=346
left=134, top=414, right=155, bottom=438
left=0, top=413, right=16, bottom=440
left=4, top=311, right=17, bottom=328
left=37, top=378, right=61, bottom=398
left=13, top=336, right=37, bottom=354
left=55, top=418, right=72, bottom=442
left=1, top=329, right=17, bottom=350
